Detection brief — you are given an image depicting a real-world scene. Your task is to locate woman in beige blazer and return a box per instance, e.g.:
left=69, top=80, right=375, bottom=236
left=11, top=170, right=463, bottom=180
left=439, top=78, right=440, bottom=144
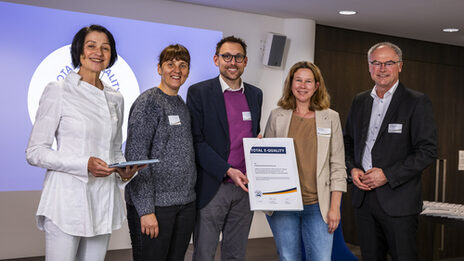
left=264, top=61, right=346, bottom=261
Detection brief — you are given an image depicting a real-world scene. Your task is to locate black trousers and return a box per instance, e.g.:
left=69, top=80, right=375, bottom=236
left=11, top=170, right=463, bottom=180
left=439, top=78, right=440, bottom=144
left=355, top=191, right=418, bottom=261
left=127, top=201, right=196, bottom=261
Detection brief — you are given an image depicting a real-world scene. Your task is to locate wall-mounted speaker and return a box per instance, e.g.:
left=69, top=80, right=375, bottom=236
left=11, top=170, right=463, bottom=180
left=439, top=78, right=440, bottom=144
left=262, top=33, right=287, bottom=67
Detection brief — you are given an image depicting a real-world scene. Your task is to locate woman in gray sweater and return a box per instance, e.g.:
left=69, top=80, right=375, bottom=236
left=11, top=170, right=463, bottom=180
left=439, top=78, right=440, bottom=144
left=124, top=44, right=196, bottom=261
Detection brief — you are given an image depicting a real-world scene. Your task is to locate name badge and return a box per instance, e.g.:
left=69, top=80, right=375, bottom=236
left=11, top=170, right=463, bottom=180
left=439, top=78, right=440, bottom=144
left=168, top=115, right=181, bottom=125
left=242, top=111, right=252, bottom=121
left=317, top=127, right=331, bottom=137
left=388, top=123, right=402, bottom=134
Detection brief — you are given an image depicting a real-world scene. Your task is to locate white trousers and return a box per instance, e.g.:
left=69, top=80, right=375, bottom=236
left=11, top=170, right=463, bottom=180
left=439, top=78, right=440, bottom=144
left=44, top=218, right=111, bottom=261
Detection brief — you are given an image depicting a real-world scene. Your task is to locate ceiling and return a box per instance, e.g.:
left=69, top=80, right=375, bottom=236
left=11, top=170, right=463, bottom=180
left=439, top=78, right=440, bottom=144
left=172, top=0, right=464, bottom=47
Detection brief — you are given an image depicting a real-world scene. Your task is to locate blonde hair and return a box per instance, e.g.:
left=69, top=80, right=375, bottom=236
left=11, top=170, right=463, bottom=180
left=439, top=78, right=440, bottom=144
left=277, top=61, right=330, bottom=110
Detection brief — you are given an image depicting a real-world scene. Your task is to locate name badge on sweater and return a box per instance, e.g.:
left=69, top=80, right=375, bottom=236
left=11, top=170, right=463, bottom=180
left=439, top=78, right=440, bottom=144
left=317, top=127, right=331, bottom=137
left=168, top=115, right=181, bottom=125
left=388, top=123, right=402, bottom=134
left=242, top=111, right=252, bottom=121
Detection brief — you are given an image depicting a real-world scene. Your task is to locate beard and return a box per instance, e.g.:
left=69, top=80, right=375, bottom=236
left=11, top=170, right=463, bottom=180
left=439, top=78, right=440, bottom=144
left=220, top=65, right=243, bottom=81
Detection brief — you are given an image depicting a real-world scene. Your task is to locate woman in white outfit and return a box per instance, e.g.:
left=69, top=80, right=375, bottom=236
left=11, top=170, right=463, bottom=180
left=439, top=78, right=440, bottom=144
left=26, top=25, right=140, bottom=261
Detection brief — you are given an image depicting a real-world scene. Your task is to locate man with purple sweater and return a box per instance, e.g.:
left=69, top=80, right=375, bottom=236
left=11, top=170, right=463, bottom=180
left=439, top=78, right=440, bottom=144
left=187, top=36, right=263, bottom=261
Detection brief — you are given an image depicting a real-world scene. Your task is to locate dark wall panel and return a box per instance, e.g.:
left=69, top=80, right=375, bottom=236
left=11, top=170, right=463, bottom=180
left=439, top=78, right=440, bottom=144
left=315, top=25, right=464, bottom=260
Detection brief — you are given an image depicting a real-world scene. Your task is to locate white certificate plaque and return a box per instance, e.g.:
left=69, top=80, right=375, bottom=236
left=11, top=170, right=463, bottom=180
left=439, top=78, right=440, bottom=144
left=243, top=138, right=303, bottom=211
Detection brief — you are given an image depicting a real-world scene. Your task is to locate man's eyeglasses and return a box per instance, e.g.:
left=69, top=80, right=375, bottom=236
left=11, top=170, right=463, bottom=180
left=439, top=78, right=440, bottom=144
left=369, top=60, right=402, bottom=68
left=219, top=54, right=246, bottom=63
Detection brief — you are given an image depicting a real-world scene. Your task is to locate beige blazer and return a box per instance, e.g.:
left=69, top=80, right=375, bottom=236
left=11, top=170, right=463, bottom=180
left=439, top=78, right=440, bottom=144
left=264, top=107, right=347, bottom=223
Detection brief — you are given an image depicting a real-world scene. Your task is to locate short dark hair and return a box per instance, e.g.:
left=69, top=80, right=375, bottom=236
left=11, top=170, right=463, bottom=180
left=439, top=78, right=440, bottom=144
left=158, top=44, right=190, bottom=67
left=71, top=24, right=117, bottom=69
left=215, top=35, right=247, bottom=56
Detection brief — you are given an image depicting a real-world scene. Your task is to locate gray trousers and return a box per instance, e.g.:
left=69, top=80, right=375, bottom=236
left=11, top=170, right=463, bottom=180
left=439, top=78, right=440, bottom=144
left=193, top=182, right=254, bottom=261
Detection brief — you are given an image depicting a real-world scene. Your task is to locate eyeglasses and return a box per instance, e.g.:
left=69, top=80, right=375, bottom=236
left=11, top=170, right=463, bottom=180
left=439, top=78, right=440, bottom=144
left=369, top=60, right=402, bottom=68
left=218, top=54, right=246, bottom=63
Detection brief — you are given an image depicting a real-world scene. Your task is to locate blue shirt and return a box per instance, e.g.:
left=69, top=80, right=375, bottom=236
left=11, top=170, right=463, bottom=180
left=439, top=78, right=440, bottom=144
left=362, top=81, right=399, bottom=171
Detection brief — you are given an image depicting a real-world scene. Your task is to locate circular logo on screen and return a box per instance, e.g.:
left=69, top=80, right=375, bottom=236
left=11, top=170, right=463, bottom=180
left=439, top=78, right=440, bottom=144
left=28, top=45, right=140, bottom=142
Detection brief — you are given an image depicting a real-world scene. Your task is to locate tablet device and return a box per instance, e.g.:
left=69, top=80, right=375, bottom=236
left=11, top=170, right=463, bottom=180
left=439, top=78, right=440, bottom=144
left=109, top=159, right=160, bottom=168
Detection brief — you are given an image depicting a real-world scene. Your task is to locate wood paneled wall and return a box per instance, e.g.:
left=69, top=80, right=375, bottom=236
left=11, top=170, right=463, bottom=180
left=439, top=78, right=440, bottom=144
left=314, top=25, right=464, bottom=260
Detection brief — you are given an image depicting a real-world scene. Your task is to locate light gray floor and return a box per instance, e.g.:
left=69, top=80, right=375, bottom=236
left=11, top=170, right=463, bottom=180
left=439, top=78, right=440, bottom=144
left=3, top=238, right=279, bottom=261
left=3, top=237, right=363, bottom=261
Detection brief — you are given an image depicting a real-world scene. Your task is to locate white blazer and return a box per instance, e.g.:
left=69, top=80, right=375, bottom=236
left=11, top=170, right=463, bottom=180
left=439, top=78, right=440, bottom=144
left=26, top=72, right=127, bottom=236
left=264, top=107, right=347, bottom=223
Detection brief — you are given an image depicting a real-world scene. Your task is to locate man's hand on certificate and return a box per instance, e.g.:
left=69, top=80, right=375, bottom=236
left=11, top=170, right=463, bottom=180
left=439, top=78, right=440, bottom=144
left=227, top=167, right=249, bottom=192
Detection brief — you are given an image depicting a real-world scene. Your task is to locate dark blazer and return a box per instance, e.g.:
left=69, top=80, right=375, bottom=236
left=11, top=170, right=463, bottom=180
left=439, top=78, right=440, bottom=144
left=344, top=82, right=437, bottom=216
left=187, top=76, right=263, bottom=209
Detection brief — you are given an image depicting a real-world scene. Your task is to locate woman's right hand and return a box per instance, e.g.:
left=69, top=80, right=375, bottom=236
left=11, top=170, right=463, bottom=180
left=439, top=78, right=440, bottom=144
left=141, top=213, right=159, bottom=239
left=88, top=157, right=114, bottom=177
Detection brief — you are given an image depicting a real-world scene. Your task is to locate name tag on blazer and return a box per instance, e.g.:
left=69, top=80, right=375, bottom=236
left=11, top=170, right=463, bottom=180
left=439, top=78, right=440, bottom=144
left=242, top=111, right=252, bottom=121
left=317, top=127, right=331, bottom=137
left=388, top=123, right=402, bottom=134
left=168, top=115, right=181, bottom=125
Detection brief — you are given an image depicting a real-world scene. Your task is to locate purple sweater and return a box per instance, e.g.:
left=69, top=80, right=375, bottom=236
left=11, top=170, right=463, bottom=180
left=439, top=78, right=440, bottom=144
left=223, top=90, right=253, bottom=175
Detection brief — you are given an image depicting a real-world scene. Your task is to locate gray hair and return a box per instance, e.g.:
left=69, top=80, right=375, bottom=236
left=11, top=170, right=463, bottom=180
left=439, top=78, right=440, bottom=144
left=367, top=42, right=403, bottom=62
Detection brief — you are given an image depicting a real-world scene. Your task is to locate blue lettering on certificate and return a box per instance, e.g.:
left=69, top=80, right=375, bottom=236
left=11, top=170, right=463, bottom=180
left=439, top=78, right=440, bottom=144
left=250, top=146, right=286, bottom=154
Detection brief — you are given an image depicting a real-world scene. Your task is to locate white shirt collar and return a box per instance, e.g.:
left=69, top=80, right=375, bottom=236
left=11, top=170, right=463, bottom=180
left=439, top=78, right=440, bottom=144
left=370, top=80, right=399, bottom=99
left=219, top=75, right=245, bottom=93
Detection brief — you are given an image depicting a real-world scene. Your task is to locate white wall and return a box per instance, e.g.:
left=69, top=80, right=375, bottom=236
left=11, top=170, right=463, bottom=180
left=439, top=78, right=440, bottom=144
left=0, top=0, right=315, bottom=258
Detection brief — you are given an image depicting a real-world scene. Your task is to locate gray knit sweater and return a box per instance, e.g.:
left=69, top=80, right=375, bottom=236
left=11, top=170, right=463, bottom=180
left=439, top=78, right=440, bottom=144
left=124, top=87, right=196, bottom=217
